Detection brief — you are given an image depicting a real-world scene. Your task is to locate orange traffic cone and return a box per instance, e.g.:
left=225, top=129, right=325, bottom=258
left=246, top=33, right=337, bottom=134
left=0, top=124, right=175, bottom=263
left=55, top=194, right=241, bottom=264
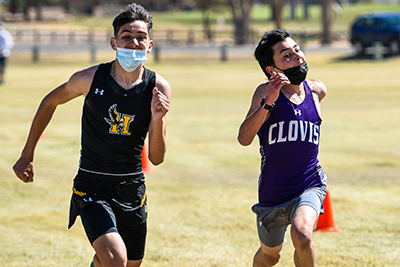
left=141, top=143, right=153, bottom=174
left=314, top=189, right=340, bottom=232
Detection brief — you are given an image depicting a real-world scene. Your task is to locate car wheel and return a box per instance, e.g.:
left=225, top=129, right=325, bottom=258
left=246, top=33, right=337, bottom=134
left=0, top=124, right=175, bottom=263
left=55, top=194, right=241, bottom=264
left=389, top=39, right=400, bottom=55
left=353, top=39, right=365, bottom=56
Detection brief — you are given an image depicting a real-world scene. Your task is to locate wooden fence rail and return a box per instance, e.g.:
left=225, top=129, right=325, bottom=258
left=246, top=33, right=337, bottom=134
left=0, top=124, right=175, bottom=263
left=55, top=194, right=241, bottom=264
left=9, top=28, right=346, bottom=47
left=8, top=28, right=272, bottom=46
left=9, top=28, right=348, bottom=63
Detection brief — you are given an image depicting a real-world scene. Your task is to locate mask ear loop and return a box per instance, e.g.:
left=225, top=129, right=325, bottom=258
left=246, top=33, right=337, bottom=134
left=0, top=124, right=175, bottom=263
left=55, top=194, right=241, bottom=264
left=271, top=65, right=284, bottom=72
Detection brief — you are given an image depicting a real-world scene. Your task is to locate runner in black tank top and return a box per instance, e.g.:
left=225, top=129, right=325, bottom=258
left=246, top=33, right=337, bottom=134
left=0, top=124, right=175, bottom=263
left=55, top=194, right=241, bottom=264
left=68, top=63, right=157, bottom=260
left=80, top=62, right=155, bottom=175
left=12, top=4, right=171, bottom=267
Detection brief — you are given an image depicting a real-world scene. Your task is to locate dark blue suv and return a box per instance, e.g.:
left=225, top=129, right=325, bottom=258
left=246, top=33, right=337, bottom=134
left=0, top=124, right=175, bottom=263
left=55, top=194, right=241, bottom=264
left=350, top=12, right=400, bottom=55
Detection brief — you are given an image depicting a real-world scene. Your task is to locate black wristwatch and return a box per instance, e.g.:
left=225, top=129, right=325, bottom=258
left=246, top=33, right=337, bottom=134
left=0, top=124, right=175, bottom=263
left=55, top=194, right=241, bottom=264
left=260, top=98, right=275, bottom=111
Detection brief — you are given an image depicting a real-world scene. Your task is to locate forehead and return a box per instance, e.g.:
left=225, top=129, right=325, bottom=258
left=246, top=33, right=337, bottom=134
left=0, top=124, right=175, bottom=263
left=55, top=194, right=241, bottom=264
left=272, top=37, right=297, bottom=55
left=118, top=20, right=149, bottom=35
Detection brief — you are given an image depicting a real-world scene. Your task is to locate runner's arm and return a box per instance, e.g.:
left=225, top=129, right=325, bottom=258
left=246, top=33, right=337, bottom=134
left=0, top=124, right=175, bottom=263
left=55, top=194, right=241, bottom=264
left=12, top=66, right=97, bottom=183
left=148, top=74, right=171, bottom=165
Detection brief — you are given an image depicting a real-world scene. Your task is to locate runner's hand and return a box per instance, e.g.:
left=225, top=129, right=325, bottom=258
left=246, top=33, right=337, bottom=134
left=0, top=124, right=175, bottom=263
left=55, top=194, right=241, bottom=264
left=13, top=157, right=34, bottom=183
left=151, top=87, right=170, bottom=121
left=263, top=69, right=290, bottom=103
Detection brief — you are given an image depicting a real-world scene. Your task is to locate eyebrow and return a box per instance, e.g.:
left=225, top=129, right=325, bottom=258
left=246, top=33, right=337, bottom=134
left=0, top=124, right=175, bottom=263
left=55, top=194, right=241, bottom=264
left=279, top=43, right=299, bottom=54
left=120, top=29, right=148, bottom=36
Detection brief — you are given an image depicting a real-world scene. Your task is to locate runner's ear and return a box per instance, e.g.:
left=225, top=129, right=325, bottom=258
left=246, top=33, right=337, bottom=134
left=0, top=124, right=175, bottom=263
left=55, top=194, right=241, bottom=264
left=110, top=37, right=117, bottom=51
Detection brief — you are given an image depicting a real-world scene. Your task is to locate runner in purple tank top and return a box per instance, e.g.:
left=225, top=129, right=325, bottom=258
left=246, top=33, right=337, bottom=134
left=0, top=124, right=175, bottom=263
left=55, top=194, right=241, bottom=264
left=238, top=29, right=328, bottom=267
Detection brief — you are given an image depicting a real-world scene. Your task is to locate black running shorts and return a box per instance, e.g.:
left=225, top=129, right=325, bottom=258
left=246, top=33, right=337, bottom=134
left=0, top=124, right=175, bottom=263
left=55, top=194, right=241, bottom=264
left=68, top=170, right=147, bottom=260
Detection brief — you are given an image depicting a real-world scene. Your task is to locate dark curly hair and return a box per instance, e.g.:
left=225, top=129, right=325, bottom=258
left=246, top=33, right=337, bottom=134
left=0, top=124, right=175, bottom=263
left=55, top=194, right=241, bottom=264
left=254, top=29, right=291, bottom=79
left=112, top=3, right=153, bottom=37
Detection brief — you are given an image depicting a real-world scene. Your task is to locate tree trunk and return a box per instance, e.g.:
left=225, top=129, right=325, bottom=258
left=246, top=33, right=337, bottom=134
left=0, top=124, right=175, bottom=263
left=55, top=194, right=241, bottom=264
left=196, top=0, right=223, bottom=43
left=303, top=0, right=310, bottom=20
left=227, top=0, right=253, bottom=45
left=202, top=10, right=212, bottom=42
left=25, top=0, right=42, bottom=21
left=321, top=0, right=333, bottom=44
left=289, top=0, right=296, bottom=21
left=269, top=0, right=286, bottom=29
left=23, top=0, right=30, bottom=21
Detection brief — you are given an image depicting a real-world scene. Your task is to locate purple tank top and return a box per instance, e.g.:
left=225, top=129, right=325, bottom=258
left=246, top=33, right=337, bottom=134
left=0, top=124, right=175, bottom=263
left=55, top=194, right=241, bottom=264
left=257, top=81, right=327, bottom=207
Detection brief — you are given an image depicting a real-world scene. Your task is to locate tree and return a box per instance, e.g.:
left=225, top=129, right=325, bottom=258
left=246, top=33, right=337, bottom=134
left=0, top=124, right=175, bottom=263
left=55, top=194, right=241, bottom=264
left=22, top=0, right=29, bottom=20
left=31, top=0, right=43, bottom=20
left=303, top=0, right=310, bottom=20
left=268, top=0, right=286, bottom=29
left=321, top=0, right=333, bottom=44
left=194, top=0, right=224, bottom=43
left=227, top=0, right=253, bottom=45
left=289, top=0, right=296, bottom=21
left=55, top=0, right=101, bottom=15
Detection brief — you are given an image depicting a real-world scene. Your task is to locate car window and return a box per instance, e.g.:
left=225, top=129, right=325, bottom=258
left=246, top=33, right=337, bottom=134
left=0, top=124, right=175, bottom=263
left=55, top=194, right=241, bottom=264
left=387, top=17, right=400, bottom=27
left=372, top=19, right=381, bottom=27
left=363, top=18, right=376, bottom=27
left=355, top=18, right=367, bottom=27
left=354, top=14, right=400, bottom=28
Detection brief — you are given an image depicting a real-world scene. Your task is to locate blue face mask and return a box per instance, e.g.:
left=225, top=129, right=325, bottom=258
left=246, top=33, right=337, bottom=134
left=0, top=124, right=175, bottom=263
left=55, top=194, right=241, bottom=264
left=115, top=47, right=147, bottom=72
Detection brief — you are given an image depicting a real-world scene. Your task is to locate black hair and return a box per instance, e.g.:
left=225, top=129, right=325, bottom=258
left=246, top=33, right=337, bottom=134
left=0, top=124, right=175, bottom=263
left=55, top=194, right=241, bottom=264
left=254, top=29, right=291, bottom=79
left=112, top=3, right=153, bottom=37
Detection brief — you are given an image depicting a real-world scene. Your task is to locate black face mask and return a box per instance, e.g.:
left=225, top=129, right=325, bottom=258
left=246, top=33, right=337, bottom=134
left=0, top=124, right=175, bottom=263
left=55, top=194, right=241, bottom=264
left=275, top=61, right=309, bottom=85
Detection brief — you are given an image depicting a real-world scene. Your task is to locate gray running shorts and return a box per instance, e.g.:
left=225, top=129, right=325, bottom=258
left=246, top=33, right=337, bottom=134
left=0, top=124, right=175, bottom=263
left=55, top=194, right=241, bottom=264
left=252, top=187, right=326, bottom=247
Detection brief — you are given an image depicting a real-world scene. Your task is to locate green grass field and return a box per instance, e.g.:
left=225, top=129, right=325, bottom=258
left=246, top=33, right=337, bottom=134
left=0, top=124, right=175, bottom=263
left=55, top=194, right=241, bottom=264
left=1, top=47, right=400, bottom=266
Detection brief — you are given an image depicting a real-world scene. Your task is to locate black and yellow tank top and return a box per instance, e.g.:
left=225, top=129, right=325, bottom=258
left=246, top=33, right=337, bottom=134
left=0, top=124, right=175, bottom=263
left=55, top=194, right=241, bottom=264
left=79, top=61, right=155, bottom=175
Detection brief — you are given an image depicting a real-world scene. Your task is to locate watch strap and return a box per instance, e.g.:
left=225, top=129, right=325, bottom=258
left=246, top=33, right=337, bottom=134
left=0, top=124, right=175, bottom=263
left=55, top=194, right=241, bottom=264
left=260, top=98, right=275, bottom=111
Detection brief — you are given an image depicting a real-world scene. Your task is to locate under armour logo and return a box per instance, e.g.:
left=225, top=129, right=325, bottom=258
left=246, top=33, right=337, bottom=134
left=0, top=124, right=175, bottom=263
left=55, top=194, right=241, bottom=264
left=95, top=88, right=104, bottom=95
left=294, top=109, right=302, bottom=116
left=83, top=197, right=93, bottom=202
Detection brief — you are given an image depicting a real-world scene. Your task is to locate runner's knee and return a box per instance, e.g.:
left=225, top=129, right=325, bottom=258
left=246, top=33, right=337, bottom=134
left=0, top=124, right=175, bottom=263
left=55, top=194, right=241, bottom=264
left=291, top=224, right=313, bottom=251
left=259, top=251, right=281, bottom=266
left=255, top=245, right=282, bottom=267
left=93, top=233, right=128, bottom=267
